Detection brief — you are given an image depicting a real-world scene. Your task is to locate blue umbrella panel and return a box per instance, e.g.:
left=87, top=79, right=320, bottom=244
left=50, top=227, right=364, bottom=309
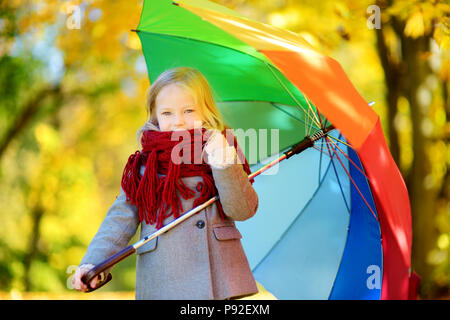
left=236, top=130, right=383, bottom=300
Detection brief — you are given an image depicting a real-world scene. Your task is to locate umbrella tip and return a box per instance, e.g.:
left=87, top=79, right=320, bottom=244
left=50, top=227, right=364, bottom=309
left=131, top=29, right=139, bottom=33
left=368, top=101, right=375, bottom=107
left=173, top=1, right=179, bottom=6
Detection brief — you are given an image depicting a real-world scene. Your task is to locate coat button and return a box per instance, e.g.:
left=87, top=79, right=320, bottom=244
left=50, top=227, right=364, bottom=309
left=196, top=220, right=205, bottom=229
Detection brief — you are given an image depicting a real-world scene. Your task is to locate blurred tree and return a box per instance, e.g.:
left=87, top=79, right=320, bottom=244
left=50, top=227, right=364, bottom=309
left=0, top=0, right=148, bottom=293
left=373, top=0, right=448, bottom=297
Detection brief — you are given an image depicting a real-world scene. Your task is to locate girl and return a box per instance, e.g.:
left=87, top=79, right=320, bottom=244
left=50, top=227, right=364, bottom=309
left=72, top=66, right=259, bottom=300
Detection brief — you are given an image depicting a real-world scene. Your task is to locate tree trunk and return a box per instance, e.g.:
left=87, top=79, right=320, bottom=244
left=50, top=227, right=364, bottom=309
left=401, top=34, right=437, bottom=298
left=23, top=205, right=44, bottom=291
left=375, top=24, right=402, bottom=166
left=374, top=0, right=440, bottom=297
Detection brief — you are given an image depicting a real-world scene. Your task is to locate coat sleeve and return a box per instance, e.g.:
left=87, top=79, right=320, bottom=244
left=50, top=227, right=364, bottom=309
left=211, top=163, right=259, bottom=221
left=80, top=187, right=140, bottom=266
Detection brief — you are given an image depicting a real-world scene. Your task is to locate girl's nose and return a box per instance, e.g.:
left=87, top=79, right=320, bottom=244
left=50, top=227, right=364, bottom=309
left=174, top=114, right=185, bottom=127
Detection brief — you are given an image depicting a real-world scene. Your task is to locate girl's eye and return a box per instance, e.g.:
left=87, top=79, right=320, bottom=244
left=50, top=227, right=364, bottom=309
left=162, top=111, right=171, bottom=116
left=185, top=109, right=195, bottom=114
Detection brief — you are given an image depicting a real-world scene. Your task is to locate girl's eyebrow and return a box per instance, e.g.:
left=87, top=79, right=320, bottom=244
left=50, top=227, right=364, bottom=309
left=158, top=104, right=196, bottom=110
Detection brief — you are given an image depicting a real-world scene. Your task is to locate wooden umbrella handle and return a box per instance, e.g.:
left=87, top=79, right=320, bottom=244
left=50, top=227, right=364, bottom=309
left=81, top=245, right=136, bottom=292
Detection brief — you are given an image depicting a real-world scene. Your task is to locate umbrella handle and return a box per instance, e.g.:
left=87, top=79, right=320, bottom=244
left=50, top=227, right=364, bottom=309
left=284, top=125, right=335, bottom=159
left=82, top=273, right=112, bottom=293
left=81, top=245, right=136, bottom=292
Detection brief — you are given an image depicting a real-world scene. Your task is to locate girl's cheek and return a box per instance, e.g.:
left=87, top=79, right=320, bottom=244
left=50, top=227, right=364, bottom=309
left=193, top=111, right=203, bottom=121
left=159, top=119, right=170, bottom=131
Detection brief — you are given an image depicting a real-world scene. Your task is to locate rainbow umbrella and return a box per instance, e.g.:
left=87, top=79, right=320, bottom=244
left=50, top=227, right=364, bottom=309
left=133, top=0, right=413, bottom=299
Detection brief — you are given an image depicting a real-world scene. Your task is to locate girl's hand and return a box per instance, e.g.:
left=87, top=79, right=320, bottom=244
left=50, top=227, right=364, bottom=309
left=72, top=264, right=99, bottom=292
left=203, top=130, right=237, bottom=169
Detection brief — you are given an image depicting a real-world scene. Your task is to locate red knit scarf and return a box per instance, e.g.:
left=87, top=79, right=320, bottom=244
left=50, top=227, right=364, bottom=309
left=121, top=127, right=253, bottom=229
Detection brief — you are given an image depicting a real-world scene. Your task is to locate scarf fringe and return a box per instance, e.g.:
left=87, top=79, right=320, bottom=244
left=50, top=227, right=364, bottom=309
left=121, top=151, right=141, bottom=204
left=137, top=150, right=158, bottom=224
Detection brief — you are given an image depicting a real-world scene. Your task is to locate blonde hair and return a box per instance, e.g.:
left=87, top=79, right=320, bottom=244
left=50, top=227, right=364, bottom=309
left=137, top=66, right=227, bottom=145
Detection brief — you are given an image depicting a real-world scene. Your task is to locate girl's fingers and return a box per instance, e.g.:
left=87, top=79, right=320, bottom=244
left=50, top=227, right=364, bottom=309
left=72, top=264, right=96, bottom=292
left=72, top=274, right=85, bottom=291
left=205, top=131, right=227, bottom=154
left=90, top=276, right=98, bottom=289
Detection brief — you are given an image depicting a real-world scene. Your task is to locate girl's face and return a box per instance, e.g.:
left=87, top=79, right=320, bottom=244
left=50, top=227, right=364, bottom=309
left=155, top=83, right=203, bottom=132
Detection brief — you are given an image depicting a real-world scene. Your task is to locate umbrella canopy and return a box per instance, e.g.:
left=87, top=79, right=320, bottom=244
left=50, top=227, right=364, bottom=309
left=134, top=0, right=412, bottom=299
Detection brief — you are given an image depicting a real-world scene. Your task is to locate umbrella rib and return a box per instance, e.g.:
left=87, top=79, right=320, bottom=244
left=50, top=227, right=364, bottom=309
left=263, top=60, right=322, bottom=131
left=315, top=103, right=326, bottom=138
left=326, top=137, right=369, bottom=180
left=313, top=143, right=335, bottom=186
left=299, top=94, right=322, bottom=133
left=326, top=134, right=353, bottom=149
left=325, top=137, right=378, bottom=221
left=312, top=144, right=331, bottom=156
left=270, top=102, right=321, bottom=132
left=313, top=141, right=369, bottom=181
left=318, top=136, right=325, bottom=185
left=323, top=137, right=351, bottom=214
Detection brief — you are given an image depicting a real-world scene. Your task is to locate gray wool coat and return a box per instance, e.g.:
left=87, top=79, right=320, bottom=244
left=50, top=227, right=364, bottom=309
left=80, top=163, right=259, bottom=300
